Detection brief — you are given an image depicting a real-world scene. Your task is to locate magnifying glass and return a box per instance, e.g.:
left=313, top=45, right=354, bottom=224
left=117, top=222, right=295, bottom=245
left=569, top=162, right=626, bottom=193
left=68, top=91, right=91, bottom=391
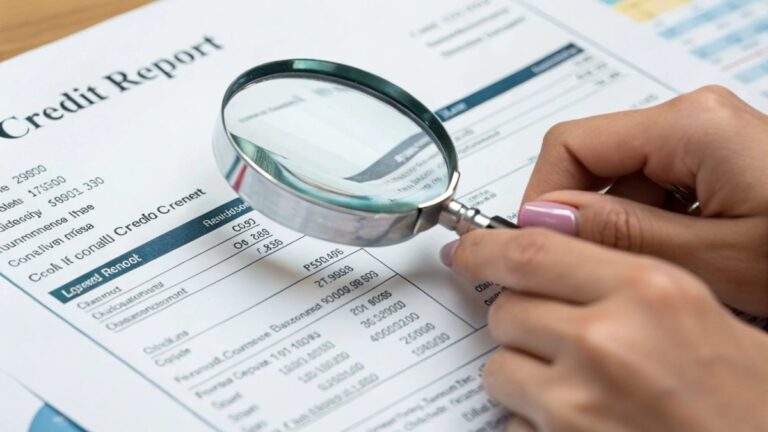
left=213, top=59, right=518, bottom=247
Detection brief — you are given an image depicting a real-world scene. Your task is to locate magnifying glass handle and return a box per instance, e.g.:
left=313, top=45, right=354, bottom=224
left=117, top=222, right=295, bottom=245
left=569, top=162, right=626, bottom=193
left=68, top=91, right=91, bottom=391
left=440, top=201, right=519, bottom=235
left=487, top=215, right=519, bottom=229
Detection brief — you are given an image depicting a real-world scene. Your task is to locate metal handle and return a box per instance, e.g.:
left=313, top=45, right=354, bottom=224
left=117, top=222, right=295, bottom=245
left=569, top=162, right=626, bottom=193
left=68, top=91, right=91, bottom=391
left=487, top=215, right=519, bottom=229
left=439, top=200, right=519, bottom=235
left=655, top=183, right=701, bottom=215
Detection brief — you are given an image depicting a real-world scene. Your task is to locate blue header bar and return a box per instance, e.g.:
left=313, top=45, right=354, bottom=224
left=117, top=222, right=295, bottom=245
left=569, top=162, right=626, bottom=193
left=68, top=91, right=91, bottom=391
left=435, top=43, right=583, bottom=122
left=49, top=198, right=251, bottom=303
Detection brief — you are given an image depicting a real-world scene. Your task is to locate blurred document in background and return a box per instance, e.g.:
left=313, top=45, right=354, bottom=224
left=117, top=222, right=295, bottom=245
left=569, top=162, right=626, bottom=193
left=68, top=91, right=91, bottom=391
left=598, top=0, right=768, bottom=99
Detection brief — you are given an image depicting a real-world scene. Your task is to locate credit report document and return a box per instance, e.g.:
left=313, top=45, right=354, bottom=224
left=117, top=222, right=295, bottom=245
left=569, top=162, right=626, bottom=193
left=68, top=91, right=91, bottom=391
left=0, top=0, right=744, bottom=430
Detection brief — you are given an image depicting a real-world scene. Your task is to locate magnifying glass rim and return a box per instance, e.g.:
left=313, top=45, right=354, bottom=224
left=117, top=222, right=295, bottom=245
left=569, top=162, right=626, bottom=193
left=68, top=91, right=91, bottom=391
left=219, top=58, right=459, bottom=216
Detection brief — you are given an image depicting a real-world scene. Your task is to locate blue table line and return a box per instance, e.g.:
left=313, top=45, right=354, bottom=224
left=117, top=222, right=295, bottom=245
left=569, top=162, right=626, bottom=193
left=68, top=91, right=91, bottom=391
left=691, top=17, right=768, bottom=59
left=659, top=0, right=758, bottom=39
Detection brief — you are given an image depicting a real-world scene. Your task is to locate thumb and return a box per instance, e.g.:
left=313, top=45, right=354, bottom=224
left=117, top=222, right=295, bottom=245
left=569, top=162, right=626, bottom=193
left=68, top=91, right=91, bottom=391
left=517, top=190, right=768, bottom=315
left=518, top=190, right=697, bottom=254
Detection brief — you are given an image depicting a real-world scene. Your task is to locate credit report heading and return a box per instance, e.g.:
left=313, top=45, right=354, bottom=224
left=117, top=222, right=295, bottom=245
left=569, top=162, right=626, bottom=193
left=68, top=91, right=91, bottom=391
left=0, top=35, right=223, bottom=140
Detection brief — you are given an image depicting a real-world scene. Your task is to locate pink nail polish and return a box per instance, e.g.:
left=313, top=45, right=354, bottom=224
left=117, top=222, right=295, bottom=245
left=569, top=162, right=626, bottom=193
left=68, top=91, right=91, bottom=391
left=519, top=202, right=579, bottom=235
left=440, top=240, right=460, bottom=267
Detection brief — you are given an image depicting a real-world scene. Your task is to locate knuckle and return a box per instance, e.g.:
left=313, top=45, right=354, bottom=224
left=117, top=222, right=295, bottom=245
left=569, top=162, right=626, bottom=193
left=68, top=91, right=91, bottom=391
left=542, top=121, right=568, bottom=144
left=623, top=260, right=699, bottom=306
left=625, top=260, right=672, bottom=291
left=571, top=317, right=613, bottom=357
left=675, top=85, right=737, bottom=116
left=585, top=204, right=642, bottom=251
left=694, top=84, right=736, bottom=99
left=568, top=321, right=632, bottom=381
left=542, top=120, right=579, bottom=151
left=696, top=84, right=736, bottom=100
left=503, top=229, right=551, bottom=273
left=567, top=309, right=634, bottom=364
left=665, top=86, right=748, bottom=156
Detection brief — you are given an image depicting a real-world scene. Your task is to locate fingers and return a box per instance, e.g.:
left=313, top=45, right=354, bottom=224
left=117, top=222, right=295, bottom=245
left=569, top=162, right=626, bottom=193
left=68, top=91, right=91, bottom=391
left=522, top=86, right=767, bottom=216
left=515, top=190, right=768, bottom=314
left=605, top=172, right=665, bottom=208
left=446, top=227, right=641, bottom=303
left=525, top=190, right=693, bottom=252
left=483, top=347, right=548, bottom=421
left=488, top=290, right=582, bottom=360
left=523, top=100, right=697, bottom=203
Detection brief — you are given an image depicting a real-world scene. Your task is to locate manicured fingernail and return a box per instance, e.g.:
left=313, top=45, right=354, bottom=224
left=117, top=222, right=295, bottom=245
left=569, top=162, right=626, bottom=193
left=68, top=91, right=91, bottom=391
left=519, top=201, right=579, bottom=235
left=440, top=240, right=460, bottom=267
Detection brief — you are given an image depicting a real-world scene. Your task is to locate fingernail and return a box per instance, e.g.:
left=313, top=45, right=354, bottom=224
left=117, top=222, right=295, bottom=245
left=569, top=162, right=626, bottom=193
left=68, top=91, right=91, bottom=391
left=440, top=240, right=460, bottom=267
left=519, top=201, right=579, bottom=235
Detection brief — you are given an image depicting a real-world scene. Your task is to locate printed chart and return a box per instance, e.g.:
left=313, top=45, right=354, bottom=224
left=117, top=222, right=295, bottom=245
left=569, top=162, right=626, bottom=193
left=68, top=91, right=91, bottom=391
left=600, top=0, right=692, bottom=22
left=601, top=0, right=768, bottom=99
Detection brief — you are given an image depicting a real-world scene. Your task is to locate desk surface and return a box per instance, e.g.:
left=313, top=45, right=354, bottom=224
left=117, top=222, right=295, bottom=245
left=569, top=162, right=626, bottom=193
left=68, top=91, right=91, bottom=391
left=0, top=0, right=151, bottom=61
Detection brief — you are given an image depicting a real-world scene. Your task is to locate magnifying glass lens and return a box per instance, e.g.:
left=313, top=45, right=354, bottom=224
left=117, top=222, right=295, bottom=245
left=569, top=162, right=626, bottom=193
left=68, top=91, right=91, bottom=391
left=223, top=77, right=451, bottom=212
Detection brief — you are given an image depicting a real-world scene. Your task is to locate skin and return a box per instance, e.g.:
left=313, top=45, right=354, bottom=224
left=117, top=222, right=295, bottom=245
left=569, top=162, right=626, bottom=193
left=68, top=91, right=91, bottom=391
left=445, top=86, right=768, bottom=431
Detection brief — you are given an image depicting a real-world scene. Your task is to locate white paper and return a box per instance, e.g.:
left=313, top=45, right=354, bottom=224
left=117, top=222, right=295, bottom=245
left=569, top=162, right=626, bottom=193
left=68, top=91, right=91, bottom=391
left=0, top=1, right=739, bottom=430
left=0, top=372, right=46, bottom=432
left=604, top=0, right=768, bottom=100
left=0, top=371, right=83, bottom=432
left=535, top=0, right=768, bottom=108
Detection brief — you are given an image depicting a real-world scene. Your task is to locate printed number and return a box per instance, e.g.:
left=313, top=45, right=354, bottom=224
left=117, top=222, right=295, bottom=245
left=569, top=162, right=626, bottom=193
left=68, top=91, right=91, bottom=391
left=258, top=239, right=283, bottom=254
left=302, top=248, right=345, bottom=271
left=27, top=176, right=66, bottom=197
left=411, top=333, right=450, bottom=357
left=13, top=165, right=47, bottom=184
left=314, top=265, right=354, bottom=288
left=47, top=188, right=84, bottom=207
left=82, top=176, right=105, bottom=191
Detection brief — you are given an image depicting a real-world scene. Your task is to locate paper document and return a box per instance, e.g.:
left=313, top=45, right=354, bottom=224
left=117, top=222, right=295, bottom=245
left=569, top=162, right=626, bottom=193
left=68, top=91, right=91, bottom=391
left=596, top=0, right=768, bottom=99
left=0, top=371, right=83, bottom=432
left=0, top=0, right=732, bottom=430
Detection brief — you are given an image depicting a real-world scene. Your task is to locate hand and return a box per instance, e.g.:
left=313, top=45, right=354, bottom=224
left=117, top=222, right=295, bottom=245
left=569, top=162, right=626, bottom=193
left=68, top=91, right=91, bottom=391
left=442, top=228, right=768, bottom=432
left=517, top=86, right=768, bottom=316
